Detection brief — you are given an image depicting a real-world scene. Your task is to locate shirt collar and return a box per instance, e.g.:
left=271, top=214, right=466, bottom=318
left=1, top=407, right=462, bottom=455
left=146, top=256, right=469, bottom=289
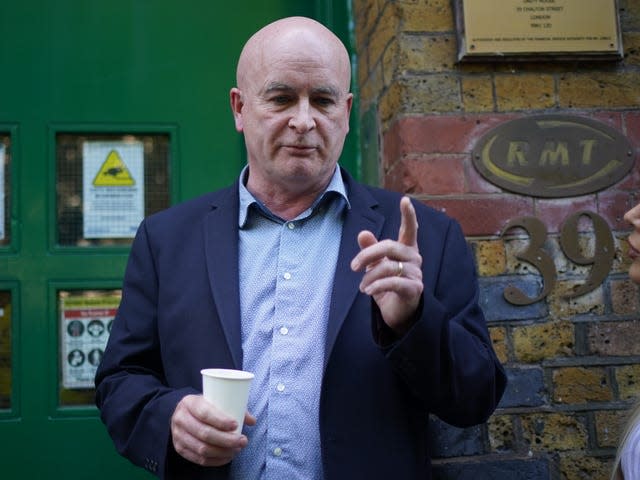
left=238, top=165, right=350, bottom=228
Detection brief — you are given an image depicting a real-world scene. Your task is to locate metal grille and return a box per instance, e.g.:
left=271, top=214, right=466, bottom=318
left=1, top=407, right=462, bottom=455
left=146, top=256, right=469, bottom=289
left=56, top=133, right=170, bottom=246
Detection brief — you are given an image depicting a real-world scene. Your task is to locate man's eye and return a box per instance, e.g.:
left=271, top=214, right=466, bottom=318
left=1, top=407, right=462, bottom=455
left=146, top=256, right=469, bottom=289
left=314, top=97, right=335, bottom=107
left=271, top=95, right=291, bottom=104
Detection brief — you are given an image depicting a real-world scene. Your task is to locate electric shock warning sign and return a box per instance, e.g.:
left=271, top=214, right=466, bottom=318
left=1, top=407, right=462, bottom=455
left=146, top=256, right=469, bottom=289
left=60, top=295, right=120, bottom=389
left=83, top=141, right=144, bottom=238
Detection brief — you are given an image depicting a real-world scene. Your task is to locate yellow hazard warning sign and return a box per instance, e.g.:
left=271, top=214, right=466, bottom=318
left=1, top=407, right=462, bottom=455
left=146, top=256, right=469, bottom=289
left=92, top=150, right=136, bottom=187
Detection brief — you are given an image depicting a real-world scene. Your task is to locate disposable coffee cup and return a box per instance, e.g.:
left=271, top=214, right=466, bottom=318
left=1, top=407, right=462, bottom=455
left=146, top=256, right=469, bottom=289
left=201, top=368, right=254, bottom=434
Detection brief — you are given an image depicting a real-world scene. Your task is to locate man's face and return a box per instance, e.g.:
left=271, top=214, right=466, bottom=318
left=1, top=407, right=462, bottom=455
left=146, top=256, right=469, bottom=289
left=231, top=31, right=352, bottom=196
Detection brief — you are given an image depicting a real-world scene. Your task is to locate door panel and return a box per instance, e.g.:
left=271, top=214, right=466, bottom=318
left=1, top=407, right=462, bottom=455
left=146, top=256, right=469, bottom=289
left=0, top=1, right=355, bottom=477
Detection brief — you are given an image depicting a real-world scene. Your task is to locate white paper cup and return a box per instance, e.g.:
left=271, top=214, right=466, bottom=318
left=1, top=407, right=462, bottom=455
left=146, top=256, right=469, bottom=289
left=201, top=368, right=254, bottom=434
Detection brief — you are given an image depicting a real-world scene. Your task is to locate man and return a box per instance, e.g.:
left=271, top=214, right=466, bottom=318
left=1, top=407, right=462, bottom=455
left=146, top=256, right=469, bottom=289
left=95, top=16, right=506, bottom=479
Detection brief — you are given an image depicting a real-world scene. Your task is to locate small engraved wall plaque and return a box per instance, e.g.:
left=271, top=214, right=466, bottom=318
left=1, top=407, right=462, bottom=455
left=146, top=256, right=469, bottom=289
left=456, top=0, right=622, bottom=61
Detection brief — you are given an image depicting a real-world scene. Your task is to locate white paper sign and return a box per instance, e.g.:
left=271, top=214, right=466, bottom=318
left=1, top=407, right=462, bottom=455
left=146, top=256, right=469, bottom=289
left=83, top=141, right=144, bottom=238
left=0, top=144, right=5, bottom=240
left=60, top=295, right=119, bottom=389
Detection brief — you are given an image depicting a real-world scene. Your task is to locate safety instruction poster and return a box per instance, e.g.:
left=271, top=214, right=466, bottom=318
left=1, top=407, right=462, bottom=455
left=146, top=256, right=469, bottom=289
left=60, top=295, right=119, bottom=389
left=82, top=141, right=144, bottom=238
left=0, top=144, right=4, bottom=240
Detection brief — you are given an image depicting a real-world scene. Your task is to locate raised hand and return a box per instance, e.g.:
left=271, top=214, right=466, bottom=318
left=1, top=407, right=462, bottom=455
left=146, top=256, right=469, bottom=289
left=350, top=196, right=423, bottom=335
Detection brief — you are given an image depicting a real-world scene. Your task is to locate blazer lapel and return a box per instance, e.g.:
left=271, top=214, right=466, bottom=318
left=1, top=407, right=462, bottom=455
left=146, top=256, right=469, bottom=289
left=324, top=174, right=384, bottom=368
left=203, top=185, right=244, bottom=369
left=200, top=174, right=386, bottom=371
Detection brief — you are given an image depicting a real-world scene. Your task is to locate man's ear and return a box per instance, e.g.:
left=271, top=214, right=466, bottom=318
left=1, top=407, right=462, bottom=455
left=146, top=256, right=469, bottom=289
left=230, top=88, right=244, bottom=132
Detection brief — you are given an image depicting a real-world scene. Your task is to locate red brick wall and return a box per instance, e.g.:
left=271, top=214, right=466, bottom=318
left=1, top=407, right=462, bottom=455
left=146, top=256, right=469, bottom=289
left=353, top=1, right=640, bottom=478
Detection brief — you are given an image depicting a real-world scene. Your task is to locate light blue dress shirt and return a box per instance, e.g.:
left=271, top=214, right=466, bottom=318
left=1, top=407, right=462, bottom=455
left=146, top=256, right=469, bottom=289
left=229, top=166, right=350, bottom=480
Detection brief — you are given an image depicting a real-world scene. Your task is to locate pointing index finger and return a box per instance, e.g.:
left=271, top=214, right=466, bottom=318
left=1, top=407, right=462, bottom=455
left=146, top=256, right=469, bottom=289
left=398, top=196, right=418, bottom=247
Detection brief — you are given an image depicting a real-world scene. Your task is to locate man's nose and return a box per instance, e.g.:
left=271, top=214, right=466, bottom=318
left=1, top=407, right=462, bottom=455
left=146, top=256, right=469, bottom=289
left=288, top=100, right=316, bottom=132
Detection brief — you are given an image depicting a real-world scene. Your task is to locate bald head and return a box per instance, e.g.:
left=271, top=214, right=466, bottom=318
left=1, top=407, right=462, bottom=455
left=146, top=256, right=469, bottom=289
left=229, top=16, right=353, bottom=213
left=236, top=16, right=351, bottom=93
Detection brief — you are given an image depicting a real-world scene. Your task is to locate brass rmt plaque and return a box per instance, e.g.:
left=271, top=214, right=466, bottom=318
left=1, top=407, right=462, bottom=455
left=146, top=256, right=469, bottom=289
left=456, top=0, right=622, bottom=61
left=472, top=115, right=634, bottom=198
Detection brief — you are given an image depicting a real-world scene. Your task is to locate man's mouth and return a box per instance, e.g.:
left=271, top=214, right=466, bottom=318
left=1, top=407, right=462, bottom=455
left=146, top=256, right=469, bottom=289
left=284, top=144, right=315, bottom=149
left=282, top=144, right=317, bottom=154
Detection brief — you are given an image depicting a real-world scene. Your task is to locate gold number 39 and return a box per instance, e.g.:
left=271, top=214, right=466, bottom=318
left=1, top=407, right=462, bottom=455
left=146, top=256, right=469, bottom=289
left=500, top=211, right=615, bottom=306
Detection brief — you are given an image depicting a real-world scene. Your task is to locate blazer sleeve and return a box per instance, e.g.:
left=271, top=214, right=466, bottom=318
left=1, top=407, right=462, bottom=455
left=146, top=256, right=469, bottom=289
left=94, top=219, right=198, bottom=478
left=381, top=214, right=506, bottom=428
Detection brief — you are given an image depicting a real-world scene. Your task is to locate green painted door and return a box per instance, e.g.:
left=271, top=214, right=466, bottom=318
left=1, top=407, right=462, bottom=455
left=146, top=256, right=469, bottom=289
left=0, top=1, right=356, bottom=477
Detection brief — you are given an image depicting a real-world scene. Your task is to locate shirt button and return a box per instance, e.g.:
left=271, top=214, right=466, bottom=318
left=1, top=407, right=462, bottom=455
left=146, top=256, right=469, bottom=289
left=283, top=272, right=291, bottom=280
left=279, top=326, right=289, bottom=335
left=276, top=383, right=285, bottom=392
left=273, top=447, right=283, bottom=456
left=287, top=222, right=295, bottom=230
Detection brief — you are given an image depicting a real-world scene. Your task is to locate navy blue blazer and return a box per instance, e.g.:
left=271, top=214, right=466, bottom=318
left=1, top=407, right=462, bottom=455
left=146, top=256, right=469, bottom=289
left=95, top=169, right=506, bottom=479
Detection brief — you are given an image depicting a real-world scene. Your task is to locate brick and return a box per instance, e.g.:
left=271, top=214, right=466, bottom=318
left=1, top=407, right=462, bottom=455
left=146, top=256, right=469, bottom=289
left=381, top=115, right=404, bottom=172
left=621, top=0, right=640, bottom=30
left=383, top=155, right=466, bottom=195
left=598, top=190, right=639, bottom=232
left=353, top=0, right=380, bottom=50
left=423, top=196, right=534, bottom=237
left=432, top=457, right=552, bottom=480
left=378, top=82, right=404, bottom=130
left=381, top=39, right=400, bottom=87
left=591, top=111, right=624, bottom=131
left=383, top=115, right=516, bottom=158
left=367, top=3, right=400, bottom=69
left=521, top=413, right=588, bottom=451
left=614, top=364, right=640, bottom=400
left=513, top=321, right=575, bottom=363
left=379, top=75, right=461, bottom=129
left=614, top=236, right=634, bottom=275
left=495, top=74, right=555, bottom=111
left=358, top=63, right=384, bottom=113
left=611, top=278, right=640, bottom=315
left=588, top=321, right=640, bottom=356
left=462, top=76, right=494, bottom=112
left=595, top=410, right=627, bottom=448
left=360, top=105, right=381, bottom=186
left=479, top=277, right=549, bottom=322
left=396, top=34, right=457, bottom=73
left=499, top=367, right=546, bottom=408
left=560, top=454, right=614, bottom=480
left=623, top=112, right=640, bottom=147
left=401, top=0, right=453, bottom=32
left=428, top=416, right=486, bottom=458
left=548, top=281, right=605, bottom=319
left=473, top=239, right=506, bottom=277
left=534, top=196, right=598, bottom=234
left=552, top=367, right=613, bottom=404
left=489, top=326, right=508, bottom=365
left=487, top=414, right=514, bottom=452
left=559, top=72, right=640, bottom=108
